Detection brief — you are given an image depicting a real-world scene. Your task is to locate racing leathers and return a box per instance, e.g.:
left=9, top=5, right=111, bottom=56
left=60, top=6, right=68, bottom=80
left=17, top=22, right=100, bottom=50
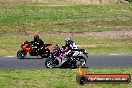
left=30, top=39, right=45, bottom=55
left=64, top=41, right=78, bottom=59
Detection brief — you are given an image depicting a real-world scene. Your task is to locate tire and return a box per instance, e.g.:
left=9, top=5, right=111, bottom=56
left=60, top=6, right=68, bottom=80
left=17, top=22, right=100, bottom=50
left=45, top=58, right=54, bottom=68
left=70, top=61, right=77, bottom=69
left=17, top=50, right=26, bottom=59
left=78, top=56, right=86, bottom=67
left=29, top=51, right=38, bottom=56
left=40, top=49, right=50, bottom=58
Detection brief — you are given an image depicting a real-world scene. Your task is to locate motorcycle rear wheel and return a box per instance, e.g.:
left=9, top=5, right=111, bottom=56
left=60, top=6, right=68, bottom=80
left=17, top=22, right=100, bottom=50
left=40, top=49, right=50, bottom=58
left=77, top=56, right=86, bottom=67
left=69, top=56, right=86, bottom=68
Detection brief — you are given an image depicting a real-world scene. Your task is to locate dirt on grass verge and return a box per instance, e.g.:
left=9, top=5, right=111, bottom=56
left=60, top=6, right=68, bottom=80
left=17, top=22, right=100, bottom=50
left=55, top=30, right=132, bottom=39
left=1, top=30, right=132, bottom=39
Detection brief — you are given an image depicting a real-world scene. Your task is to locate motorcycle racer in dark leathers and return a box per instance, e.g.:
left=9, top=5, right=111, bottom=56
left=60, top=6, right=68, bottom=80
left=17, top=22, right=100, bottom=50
left=17, top=35, right=52, bottom=58
left=31, top=35, right=45, bottom=54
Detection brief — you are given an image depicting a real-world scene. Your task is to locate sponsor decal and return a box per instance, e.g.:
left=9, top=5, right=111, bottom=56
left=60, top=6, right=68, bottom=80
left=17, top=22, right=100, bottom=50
left=76, top=67, right=131, bottom=85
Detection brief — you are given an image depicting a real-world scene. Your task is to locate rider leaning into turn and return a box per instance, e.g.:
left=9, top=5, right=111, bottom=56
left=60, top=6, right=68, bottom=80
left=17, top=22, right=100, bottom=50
left=64, top=37, right=78, bottom=57
left=64, top=37, right=78, bottom=50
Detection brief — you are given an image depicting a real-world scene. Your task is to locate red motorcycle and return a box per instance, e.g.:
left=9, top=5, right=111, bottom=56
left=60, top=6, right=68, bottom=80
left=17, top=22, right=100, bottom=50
left=17, top=41, right=52, bottom=59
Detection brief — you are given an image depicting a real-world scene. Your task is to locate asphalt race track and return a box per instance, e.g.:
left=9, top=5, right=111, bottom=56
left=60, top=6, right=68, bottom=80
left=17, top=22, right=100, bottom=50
left=0, top=55, right=132, bottom=69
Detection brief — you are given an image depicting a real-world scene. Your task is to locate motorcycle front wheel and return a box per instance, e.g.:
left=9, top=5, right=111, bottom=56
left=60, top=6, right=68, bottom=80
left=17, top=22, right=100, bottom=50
left=45, top=58, right=55, bottom=68
left=17, top=50, right=27, bottom=59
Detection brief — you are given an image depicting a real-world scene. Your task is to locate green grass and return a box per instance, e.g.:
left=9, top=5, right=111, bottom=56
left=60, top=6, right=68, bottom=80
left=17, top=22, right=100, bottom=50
left=0, top=68, right=131, bottom=88
left=0, top=36, right=131, bottom=56
left=0, top=4, right=132, bottom=33
left=0, top=3, right=132, bottom=55
left=0, top=3, right=132, bottom=88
